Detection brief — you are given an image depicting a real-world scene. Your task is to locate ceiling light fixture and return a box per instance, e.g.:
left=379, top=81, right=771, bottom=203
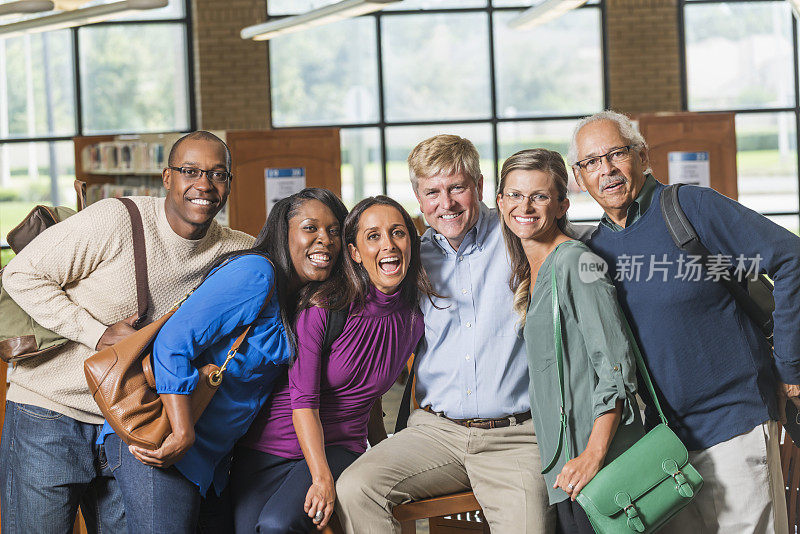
left=0, top=0, right=54, bottom=16
left=241, top=0, right=401, bottom=42
left=508, top=0, right=588, bottom=30
left=0, top=0, right=167, bottom=39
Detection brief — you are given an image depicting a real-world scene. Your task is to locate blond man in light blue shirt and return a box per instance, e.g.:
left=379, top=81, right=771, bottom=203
left=336, top=134, right=554, bottom=534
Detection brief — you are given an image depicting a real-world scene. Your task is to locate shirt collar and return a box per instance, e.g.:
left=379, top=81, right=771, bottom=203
left=600, top=173, right=658, bottom=231
left=421, top=202, right=491, bottom=254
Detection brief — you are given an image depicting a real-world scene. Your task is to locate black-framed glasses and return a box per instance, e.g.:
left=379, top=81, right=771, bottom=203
left=501, top=191, right=553, bottom=206
left=574, top=145, right=634, bottom=173
left=168, top=166, right=231, bottom=184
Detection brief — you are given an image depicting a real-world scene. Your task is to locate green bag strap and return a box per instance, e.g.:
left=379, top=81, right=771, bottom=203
left=540, top=244, right=667, bottom=475
left=622, top=317, right=668, bottom=426
left=541, top=244, right=571, bottom=473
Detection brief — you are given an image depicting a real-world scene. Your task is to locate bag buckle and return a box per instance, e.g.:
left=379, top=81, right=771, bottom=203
left=615, top=492, right=645, bottom=533
left=662, top=459, right=694, bottom=498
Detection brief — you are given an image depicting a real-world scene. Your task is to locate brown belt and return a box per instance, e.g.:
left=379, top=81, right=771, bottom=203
left=422, top=406, right=532, bottom=429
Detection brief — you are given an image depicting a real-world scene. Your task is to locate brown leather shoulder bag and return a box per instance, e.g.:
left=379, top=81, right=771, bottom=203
left=84, top=251, right=275, bottom=450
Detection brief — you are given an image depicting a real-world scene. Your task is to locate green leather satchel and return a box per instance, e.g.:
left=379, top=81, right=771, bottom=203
left=545, top=260, right=703, bottom=533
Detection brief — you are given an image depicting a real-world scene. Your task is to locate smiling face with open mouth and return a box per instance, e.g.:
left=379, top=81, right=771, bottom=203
left=498, top=169, right=569, bottom=244
left=348, top=204, right=412, bottom=295
left=287, top=199, right=343, bottom=286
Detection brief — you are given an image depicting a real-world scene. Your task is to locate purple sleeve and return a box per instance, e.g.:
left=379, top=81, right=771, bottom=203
left=289, top=306, right=327, bottom=410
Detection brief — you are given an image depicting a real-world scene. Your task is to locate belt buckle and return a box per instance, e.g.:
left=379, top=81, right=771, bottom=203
left=508, top=415, right=517, bottom=426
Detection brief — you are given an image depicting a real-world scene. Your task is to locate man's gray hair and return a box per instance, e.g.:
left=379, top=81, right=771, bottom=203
left=567, top=110, right=647, bottom=165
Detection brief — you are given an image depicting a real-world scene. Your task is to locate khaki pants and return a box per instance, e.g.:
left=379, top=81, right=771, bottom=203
left=335, top=409, right=555, bottom=534
left=661, top=420, right=788, bottom=534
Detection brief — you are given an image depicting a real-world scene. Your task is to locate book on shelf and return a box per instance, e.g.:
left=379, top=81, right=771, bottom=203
left=83, top=140, right=165, bottom=175
left=86, top=182, right=166, bottom=205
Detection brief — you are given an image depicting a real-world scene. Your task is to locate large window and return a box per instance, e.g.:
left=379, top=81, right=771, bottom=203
left=0, top=0, right=192, bottom=262
left=268, top=1, right=606, bottom=218
left=682, top=0, right=800, bottom=233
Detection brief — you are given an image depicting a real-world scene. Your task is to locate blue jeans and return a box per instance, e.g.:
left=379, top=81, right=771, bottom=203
left=0, top=400, right=126, bottom=534
left=105, top=432, right=201, bottom=534
left=231, top=445, right=360, bottom=534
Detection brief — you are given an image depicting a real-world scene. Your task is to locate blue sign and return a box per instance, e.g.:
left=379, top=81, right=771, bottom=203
left=266, top=167, right=305, bottom=178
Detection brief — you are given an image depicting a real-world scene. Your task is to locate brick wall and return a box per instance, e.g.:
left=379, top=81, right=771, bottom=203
left=605, top=0, right=683, bottom=115
left=191, top=0, right=271, bottom=130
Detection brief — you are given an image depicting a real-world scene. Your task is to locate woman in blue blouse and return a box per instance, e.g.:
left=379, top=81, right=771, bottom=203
left=99, top=188, right=348, bottom=533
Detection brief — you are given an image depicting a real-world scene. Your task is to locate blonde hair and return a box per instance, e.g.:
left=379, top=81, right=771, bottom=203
left=407, top=134, right=481, bottom=192
left=497, top=148, right=570, bottom=325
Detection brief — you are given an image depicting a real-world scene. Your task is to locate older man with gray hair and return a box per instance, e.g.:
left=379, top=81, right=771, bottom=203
left=571, top=110, right=800, bottom=533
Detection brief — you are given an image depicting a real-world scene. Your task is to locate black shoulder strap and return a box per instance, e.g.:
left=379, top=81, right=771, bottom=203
left=395, top=336, right=424, bottom=433
left=322, top=308, right=348, bottom=356
left=660, top=184, right=773, bottom=340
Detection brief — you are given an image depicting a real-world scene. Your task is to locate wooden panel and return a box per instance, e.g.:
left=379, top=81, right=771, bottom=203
left=393, top=492, right=482, bottom=522
left=226, top=129, right=341, bottom=237
left=430, top=515, right=490, bottom=533
left=636, top=112, right=738, bottom=200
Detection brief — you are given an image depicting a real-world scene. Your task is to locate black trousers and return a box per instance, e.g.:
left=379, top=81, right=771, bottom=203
left=555, top=498, right=595, bottom=534
left=230, top=445, right=360, bottom=534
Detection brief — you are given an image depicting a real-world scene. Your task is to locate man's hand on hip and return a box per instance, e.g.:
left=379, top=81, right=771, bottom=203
left=95, top=314, right=139, bottom=351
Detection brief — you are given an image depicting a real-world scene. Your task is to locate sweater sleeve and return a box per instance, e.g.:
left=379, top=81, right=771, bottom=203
left=289, top=306, right=328, bottom=410
left=152, top=254, right=275, bottom=394
left=560, top=245, right=639, bottom=423
left=1, top=199, right=128, bottom=350
left=682, top=186, right=800, bottom=383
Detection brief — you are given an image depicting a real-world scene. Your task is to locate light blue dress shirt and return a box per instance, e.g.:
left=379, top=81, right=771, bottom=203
left=415, top=202, right=531, bottom=419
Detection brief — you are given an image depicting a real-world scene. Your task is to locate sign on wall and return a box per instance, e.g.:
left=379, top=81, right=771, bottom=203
left=667, top=151, right=710, bottom=188
left=265, top=167, right=306, bottom=214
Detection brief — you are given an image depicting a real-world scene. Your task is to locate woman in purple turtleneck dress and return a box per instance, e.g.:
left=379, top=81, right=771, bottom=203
left=231, top=196, right=440, bottom=534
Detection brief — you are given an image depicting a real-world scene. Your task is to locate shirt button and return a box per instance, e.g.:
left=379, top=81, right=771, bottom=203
left=462, top=289, right=468, bottom=294
left=466, top=322, right=472, bottom=328
left=613, top=364, right=620, bottom=372
left=465, top=355, right=471, bottom=360
left=467, top=389, right=472, bottom=395
left=459, top=257, right=464, bottom=262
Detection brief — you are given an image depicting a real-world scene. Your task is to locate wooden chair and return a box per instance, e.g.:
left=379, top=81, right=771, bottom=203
left=393, top=491, right=488, bottom=534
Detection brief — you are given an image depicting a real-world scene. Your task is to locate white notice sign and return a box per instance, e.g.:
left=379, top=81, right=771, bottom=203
left=667, top=151, right=710, bottom=187
left=265, top=167, right=306, bottom=215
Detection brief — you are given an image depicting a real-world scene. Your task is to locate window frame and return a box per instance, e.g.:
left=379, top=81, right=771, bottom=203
left=266, top=1, right=609, bottom=221
left=679, top=0, right=800, bottom=223
left=0, top=1, right=195, bottom=146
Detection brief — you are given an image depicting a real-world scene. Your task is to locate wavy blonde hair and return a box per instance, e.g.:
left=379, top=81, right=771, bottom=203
left=497, top=149, right=569, bottom=325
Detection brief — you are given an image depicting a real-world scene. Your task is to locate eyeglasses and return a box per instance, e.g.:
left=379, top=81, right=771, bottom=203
left=501, top=191, right=553, bottom=206
left=574, top=145, right=634, bottom=173
left=168, top=166, right=231, bottom=184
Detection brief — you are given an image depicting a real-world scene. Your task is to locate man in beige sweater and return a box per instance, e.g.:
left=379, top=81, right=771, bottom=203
left=0, top=131, right=253, bottom=533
